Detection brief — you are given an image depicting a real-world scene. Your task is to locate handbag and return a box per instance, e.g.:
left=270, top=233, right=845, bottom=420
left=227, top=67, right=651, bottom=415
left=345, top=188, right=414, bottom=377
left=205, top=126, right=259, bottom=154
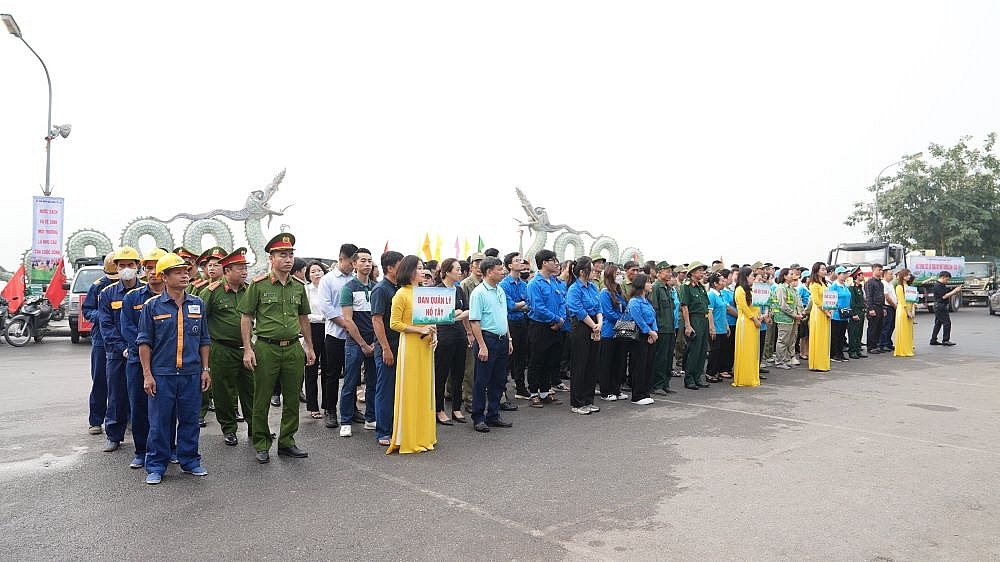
left=613, top=302, right=639, bottom=340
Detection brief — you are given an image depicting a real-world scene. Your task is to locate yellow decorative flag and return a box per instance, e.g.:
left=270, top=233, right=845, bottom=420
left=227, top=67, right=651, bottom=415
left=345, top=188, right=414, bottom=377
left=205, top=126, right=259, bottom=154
left=462, top=237, right=471, bottom=259
left=433, top=234, right=442, bottom=262
left=421, top=233, right=433, bottom=261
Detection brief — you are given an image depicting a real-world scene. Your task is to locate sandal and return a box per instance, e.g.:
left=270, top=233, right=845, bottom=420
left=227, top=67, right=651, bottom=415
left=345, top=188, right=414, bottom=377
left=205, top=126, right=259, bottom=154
left=378, top=438, right=391, bottom=446
left=720, top=372, right=733, bottom=379
left=309, top=411, right=322, bottom=419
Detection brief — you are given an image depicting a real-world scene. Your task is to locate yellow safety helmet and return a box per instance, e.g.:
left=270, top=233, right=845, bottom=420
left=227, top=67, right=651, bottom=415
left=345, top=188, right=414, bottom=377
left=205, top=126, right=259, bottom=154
left=143, top=247, right=169, bottom=264
left=155, top=253, right=189, bottom=276
left=113, top=246, right=142, bottom=263
left=103, top=253, right=118, bottom=275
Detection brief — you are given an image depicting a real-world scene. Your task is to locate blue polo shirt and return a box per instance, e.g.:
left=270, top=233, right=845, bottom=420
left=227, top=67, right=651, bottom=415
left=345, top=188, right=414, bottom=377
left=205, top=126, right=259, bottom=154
left=721, top=287, right=737, bottom=327
left=469, top=281, right=509, bottom=336
left=830, top=281, right=852, bottom=321
left=498, top=274, right=528, bottom=321
left=137, top=291, right=212, bottom=376
left=566, top=279, right=600, bottom=321
left=708, top=289, right=729, bottom=333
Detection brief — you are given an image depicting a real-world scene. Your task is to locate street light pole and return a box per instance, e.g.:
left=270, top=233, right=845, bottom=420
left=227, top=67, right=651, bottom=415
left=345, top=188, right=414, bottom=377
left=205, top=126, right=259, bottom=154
left=2, top=13, right=69, bottom=197
left=873, top=152, right=922, bottom=241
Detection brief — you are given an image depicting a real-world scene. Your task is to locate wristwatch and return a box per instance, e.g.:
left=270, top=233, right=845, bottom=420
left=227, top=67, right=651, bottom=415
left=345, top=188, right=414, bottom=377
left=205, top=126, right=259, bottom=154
left=202, top=367, right=211, bottom=372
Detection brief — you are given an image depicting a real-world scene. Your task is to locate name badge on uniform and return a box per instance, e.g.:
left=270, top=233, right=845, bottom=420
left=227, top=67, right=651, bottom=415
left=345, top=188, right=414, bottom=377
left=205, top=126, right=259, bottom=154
left=188, top=304, right=201, bottom=315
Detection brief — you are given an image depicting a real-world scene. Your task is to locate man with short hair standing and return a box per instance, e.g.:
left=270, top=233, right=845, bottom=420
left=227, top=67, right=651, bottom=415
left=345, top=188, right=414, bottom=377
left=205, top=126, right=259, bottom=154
left=864, top=264, right=885, bottom=354
left=649, top=262, right=677, bottom=394
left=525, top=249, right=564, bottom=407
left=317, top=243, right=358, bottom=428
left=371, top=251, right=404, bottom=446
left=878, top=268, right=897, bottom=352
left=929, top=271, right=961, bottom=346
left=338, top=248, right=378, bottom=437
left=468, top=257, right=514, bottom=433
left=499, top=252, right=530, bottom=399
left=459, top=253, right=486, bottom=410
left=239, top=234, right=316, bottom=464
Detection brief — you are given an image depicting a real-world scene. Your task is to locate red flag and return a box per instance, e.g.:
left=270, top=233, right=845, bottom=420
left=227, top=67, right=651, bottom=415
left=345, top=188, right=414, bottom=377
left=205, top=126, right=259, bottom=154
left=45, top=258, right=68, bottom=308
left=1, top=264, right=27, bottom=314
left=384, top=240, right=390, bottom=254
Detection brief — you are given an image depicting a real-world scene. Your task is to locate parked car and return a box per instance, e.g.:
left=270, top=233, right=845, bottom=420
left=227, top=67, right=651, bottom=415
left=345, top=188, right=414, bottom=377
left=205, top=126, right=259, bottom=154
left=68, top=259, right=106, bottom=344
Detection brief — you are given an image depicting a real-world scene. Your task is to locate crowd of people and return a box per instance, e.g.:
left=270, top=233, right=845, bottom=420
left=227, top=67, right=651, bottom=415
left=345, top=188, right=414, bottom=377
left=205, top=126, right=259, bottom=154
left=82, top=237, right=962, bottom=484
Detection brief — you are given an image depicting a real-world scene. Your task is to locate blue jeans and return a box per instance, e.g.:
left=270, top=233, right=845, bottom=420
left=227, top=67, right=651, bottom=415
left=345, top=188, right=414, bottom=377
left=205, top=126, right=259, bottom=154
left=373, top=346, right=397, bottom=441
left=105, top=353, right=130, bottom=442
left=146, top=373, right=202, bottom=475
left=340, top=341, right=377, bottom=425
left=879, top=306, right=896, bottom=348
left=472, top=333, right=509, bottom=425
left=88, top=344, right=108, bottom=427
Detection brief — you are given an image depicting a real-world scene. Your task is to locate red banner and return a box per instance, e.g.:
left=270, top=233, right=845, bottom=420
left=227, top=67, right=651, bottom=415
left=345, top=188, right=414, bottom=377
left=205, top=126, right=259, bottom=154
left=44, top=258, right=68, bottom=307
left=2, top=264, right=27, bottom=314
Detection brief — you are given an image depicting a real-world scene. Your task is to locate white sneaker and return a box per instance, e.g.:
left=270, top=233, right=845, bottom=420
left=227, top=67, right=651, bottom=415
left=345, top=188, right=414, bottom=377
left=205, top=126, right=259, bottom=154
left=776, top=363, right=791, bottom=370
left=585, top=404, right=600, bottom=413
left=339, top=425, right=352, bottom=437
left=616, top=393, right=629, bottom=401
left=633, top=397, right=654, bottom=405
left=570, top=406, right=591, bottom=415
left=790, top=358, right=801, bottom=366
left=363, top=421, right=376, bottom=430
left=601, top=394, right=617, bottom=401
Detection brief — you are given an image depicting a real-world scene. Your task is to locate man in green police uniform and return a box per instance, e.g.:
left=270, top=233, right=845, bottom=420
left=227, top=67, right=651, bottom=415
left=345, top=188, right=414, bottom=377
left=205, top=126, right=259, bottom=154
left=679, top=261, right=710, bottom=390
left=649, top=261, right=677, bottom=395
left=203, top=247, right=252, bottom=446
left=197, top=246, right=229, bottom=425
left=239, top=233, right=316, bottom=464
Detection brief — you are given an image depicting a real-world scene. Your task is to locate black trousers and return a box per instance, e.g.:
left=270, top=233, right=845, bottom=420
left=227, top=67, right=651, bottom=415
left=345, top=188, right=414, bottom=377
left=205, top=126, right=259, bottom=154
left=507, top=318, right=529, bottom=393
left=932, top=306, right=952, bottom=342
left=707, top=332, right=730, bottom=376
left=323, top=335, right=346, bottom=413
left=527, top=321, right=561, bottom=394
left=556, top=332, right=570, bottom=384
left=434, top=336, right=466, bottom=413
left=830, top=319, right=848, bottom=359
left=629, top=338, right=655, bottom=401
left=304, top=322, right=326, bottom=411
left=866, top=307, right=883, bottom=352
left=569, top=319, right=599, bottom=408
left=598, top=337, right=627, bottom=396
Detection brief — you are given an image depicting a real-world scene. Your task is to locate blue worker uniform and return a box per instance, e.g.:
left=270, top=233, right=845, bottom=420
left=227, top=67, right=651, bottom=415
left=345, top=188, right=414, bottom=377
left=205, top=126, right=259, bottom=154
left=98, top=279, right=145, bottom=443
left=84, top=276, right=115, bottom=428
left=121, top=285, right=172, bottom=463
left=137, top=291, right=211, bottom=476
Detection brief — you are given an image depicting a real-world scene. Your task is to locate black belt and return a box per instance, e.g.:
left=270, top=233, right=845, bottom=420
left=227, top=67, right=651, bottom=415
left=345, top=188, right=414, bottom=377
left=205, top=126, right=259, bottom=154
left=213, top=339, right=243, bottom=349
left=257, top=335, right=301, bottom=347
left=483, top=330, right=508, bottom=340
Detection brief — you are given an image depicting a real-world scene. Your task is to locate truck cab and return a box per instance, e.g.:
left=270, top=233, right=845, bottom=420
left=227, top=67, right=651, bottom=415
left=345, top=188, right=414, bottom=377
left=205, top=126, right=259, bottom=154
left=961, top=259, right=997, bottom=307
left=827, top=242, right=905, bottom=277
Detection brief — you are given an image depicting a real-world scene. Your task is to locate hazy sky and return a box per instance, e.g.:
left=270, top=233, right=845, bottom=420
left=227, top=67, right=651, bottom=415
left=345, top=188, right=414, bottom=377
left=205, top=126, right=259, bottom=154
left=2, top=1, right=997, bottom=272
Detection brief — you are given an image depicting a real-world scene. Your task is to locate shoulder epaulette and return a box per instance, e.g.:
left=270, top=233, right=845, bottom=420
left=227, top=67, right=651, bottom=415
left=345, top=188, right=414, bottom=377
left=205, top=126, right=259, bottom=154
left=252, top=274, right=269, bottom=283
left=192, top=279, right=207, bottom=288
left=207, top=281, right=222, bottom=292
left=293, top=276, right=306, bottom=285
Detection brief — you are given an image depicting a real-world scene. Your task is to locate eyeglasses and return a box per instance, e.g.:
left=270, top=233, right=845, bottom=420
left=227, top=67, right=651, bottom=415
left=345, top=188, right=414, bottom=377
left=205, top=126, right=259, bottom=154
left=544, top=258, right=556, bottom=263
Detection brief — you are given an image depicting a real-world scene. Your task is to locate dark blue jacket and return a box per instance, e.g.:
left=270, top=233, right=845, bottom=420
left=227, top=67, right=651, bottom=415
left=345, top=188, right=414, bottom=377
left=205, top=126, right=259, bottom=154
left=137, top=291, right=211, bottom=376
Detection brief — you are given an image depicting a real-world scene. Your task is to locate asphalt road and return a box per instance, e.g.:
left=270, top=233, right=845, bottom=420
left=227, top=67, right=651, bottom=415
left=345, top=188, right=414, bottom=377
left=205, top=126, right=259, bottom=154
left=1, top=308, right=998, bottom=561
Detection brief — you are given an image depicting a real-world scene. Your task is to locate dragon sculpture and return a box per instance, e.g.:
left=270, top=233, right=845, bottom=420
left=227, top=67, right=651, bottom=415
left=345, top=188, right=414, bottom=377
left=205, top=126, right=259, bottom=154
left=63, top=170, right=290, bottom=275
left=516, top=187, right=640, bottom=267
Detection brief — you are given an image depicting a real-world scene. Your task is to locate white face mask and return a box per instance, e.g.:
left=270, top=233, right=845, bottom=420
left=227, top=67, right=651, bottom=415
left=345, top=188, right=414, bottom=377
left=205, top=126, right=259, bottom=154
left=119, top=267, right=138, bottom=281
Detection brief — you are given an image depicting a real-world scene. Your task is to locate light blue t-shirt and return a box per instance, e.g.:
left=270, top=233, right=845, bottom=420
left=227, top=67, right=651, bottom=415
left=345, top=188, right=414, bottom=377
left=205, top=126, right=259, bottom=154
left=708, top=289, right=729, bottom=334
left=469, top=282, right=509, bottom=336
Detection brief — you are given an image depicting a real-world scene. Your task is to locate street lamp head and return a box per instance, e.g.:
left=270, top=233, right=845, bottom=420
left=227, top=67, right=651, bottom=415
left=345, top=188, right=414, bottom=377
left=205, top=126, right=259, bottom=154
left=54, top=124, right=71, bottom=138
left=1, top=14, right=22, bottom=38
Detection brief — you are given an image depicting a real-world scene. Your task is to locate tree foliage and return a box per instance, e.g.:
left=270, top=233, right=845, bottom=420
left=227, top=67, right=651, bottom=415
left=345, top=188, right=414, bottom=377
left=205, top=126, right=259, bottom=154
left=846, top=134, right=1000, bottom=256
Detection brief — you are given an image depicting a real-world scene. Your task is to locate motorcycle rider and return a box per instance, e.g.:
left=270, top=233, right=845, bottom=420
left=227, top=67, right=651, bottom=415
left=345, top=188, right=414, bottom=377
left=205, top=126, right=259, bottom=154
left=83, top=254, right=118, bottom=436
left=97, top=246, right=144, bottom=452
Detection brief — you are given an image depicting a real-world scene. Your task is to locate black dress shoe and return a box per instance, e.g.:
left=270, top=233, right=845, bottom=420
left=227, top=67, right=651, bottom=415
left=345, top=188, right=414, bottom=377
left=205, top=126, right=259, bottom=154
left=324, top=412, right=339, bottom=428
left=486, top=419, right=513, bottom=428
left=255, top=450, right=270, bottom=464
left=474, top=422, right=490, bottom=433
left=929, top=340, right=941, bottom=346
left=759, top=368, right=770, bottom=374
left=942, top=341, right=956, bottom=346
left=451, top=415, right=467, bottom=424
left=684, top=384, right=699, bottom=390
left=352, top=412, right=366, bottom=424
left=277, top=446, right=308, bottom=458
left=224, top=432, right=238, bottom=446
left=270, top=395, right=281, bottom=407
left=499, top=401, right=518, bottom=411
left=199, top=418, right=207, bottom=428
left=464, top=405, right=473, bottom=414
left=696, top=383, right=710, bottom=388
left=857, top=353, right=868, bottom=358
left=299, top=391, right=307, bottom=403
left=436, top=418, right=454, bottom=426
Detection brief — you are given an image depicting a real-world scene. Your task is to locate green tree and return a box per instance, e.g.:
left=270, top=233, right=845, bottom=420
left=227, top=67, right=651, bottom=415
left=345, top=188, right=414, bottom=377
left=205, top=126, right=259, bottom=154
left=846, top=134, right=1000, bottom=256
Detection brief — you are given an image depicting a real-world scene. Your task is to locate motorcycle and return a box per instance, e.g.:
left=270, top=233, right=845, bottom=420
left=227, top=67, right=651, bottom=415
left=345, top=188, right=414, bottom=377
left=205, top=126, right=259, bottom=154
left=5, top=294, right=54, bottom=347
left=0, top=296, right=8, bottom=331
left=51, top=298, right=67, bottom=322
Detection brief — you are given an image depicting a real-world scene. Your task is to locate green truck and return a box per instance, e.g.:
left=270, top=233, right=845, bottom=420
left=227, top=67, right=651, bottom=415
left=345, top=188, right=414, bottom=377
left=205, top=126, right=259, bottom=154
left=961, top=259, right=998, bottom=308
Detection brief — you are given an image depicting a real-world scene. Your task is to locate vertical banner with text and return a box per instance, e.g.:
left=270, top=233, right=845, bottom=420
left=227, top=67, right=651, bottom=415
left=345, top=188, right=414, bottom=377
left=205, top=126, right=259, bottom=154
left=31, top=196, right=65, bottom=284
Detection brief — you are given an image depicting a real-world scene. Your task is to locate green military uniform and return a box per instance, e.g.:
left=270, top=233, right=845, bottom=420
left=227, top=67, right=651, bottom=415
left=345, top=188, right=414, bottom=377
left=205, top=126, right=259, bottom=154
left=196, top=246, right=229, bottom=421
left=649, top=262, right=676, bottom=392
left=203, top=248, right=253, bottom=441
left=238, top=234, right=311, bottom=453
left=848, top=276, right=866, bottom=357
left=679, top=262, right=710, bottom=388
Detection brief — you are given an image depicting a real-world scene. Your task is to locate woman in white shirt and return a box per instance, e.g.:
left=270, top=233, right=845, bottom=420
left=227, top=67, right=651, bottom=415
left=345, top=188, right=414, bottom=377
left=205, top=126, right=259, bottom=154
left=305, top=261, right=329, bottom=418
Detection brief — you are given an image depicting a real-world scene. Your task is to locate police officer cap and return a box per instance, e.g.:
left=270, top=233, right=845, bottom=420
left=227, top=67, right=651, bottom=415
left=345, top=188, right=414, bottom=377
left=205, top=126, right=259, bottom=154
left=265, top=233, right=296, bottom=253
left=219, top=247, right=248, bottom=268
left=197, top=246, right=229, bottom=265
left=655, top=261, right=673, bottom=271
